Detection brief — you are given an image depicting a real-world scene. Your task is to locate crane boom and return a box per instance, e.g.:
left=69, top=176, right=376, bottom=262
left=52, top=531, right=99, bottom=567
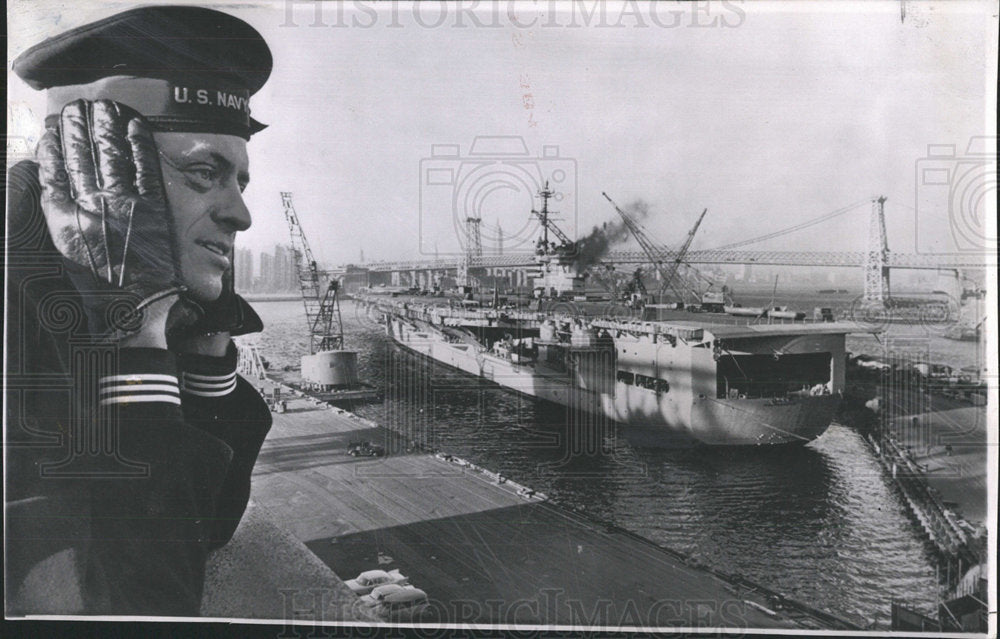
left=602, top=192, right=691, bottom=302
left=281, top=192, right=344, bottom=354
left=660, top=207, right=708, bottom=296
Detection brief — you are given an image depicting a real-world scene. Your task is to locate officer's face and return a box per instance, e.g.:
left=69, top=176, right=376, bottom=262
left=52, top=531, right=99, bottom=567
left=154, top=132, right=251, bottom=302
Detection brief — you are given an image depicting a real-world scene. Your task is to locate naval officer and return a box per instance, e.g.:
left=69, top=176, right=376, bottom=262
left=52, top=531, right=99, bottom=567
left=8, top=5, right=273, bottom=615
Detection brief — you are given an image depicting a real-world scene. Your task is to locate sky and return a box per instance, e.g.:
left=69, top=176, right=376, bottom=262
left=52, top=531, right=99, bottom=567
left=7, top=0, right=997, bottom=268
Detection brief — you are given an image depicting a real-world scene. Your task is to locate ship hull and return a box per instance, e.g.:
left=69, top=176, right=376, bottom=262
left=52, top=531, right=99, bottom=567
left=690, top=395, right=839, bottom=445
left=386, top=315, right=840, bottom=446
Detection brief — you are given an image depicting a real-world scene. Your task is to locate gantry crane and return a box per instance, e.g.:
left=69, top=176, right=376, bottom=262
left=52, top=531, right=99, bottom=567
left=602, top=192, right=707, bottom=304
left=280, top=192, right=344, bottom=354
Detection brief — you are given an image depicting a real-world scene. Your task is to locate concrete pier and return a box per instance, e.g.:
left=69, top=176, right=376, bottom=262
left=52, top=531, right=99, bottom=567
left=236, top=377, right=859, bottom=629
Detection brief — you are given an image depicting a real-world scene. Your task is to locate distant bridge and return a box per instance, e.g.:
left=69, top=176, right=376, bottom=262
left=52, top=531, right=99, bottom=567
left=334, top=198, right=988, bottom=305
left=357, top=248, right=982, bottom=272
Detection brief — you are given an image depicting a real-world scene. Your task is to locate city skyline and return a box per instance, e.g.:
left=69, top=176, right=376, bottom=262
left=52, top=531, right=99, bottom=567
left=235, top=244, right=305, bottom=294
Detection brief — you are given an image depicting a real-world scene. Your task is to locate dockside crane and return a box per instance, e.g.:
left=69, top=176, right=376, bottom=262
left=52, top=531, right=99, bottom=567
left=280, top=192, right=344, bottom=354
left=663, top=206, right=708, bottom=298
left=602, top=192, right=707, bottom=304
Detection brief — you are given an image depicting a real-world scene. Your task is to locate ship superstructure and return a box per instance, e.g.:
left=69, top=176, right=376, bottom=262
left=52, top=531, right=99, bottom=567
left=530, top=182, right=588, bottom=298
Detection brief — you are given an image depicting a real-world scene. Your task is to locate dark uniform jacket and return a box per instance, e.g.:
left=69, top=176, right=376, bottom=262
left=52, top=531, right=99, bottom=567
left=5, top=160, right=272, bottom=616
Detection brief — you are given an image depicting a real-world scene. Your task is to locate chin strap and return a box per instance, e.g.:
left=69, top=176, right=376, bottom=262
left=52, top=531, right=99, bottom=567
left=99, top=286, right=188, bottom=342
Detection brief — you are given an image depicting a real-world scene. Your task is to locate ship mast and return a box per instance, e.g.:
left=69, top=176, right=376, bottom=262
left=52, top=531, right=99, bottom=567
left=531, top=181, right=572, bottom=248
left=539, top=182, right=550, bottom=246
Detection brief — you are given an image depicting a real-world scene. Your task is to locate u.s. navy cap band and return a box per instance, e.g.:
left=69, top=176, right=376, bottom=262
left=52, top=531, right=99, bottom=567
left=13, top=5, right=272, bottom=140
left=44, top=76, right=263, bottom=140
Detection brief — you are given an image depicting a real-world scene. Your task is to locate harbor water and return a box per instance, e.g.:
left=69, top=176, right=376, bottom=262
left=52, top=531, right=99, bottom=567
left=252, top=297, right=966, bottom=627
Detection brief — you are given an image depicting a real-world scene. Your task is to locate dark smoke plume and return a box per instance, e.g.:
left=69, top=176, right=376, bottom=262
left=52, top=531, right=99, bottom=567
left=573, top=199, right=650, bottom=273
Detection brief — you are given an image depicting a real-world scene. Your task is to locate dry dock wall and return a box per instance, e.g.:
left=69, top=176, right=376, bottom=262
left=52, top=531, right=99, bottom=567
left=842, top=358, right=988, bottom=598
